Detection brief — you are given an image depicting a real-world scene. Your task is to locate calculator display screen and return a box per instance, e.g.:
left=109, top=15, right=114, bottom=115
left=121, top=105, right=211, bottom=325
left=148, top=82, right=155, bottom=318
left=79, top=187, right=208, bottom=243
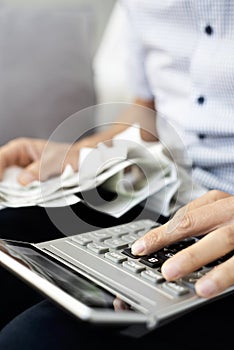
left=0, top=239, right=128, bottom=310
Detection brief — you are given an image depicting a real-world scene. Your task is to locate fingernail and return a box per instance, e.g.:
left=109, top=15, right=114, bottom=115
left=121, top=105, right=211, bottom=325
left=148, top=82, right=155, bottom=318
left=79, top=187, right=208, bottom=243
left=131, top=239, right=146, bottom=255
left=196, top=279, right=217, bottom=297
left=19, top=172, right=36, bottom=185
left=161, top=261, right=181, bottom=280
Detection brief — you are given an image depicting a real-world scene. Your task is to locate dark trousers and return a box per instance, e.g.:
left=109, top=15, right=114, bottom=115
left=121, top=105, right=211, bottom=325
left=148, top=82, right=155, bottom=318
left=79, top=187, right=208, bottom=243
left=0, top=202, right=233, bottom=349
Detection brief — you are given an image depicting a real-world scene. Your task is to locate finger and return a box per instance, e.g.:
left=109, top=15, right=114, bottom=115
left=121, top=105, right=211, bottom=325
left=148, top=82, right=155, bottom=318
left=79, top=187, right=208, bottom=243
left=26, top=142, right=42, bottom=162
left=0, top=152, right=7, bottom=180
left=195, top=255, right=234, bottom=298
left=166, top=190, right=231, bottom=233
left=161, top=224, right=234, bottom=281
left=0, top=139, right=34, bottom=180
left=183, top=189, right=231, bottom=212
left=113, top=298, right=130, bottom=311
left=0, top=145, right=19, bottom=180
left=167, top=195, right=234, bottom=235
left=131, top=196, right=234, bottom=256
left=18, top=161, right=41, bottom=185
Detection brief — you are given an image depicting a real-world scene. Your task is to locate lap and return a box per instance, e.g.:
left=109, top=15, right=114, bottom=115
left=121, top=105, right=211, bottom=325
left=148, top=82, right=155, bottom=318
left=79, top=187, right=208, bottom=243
left=0, top=294, right=233, bottom=350
left=0, top=203, right=233, bottom=348
left=0, top=201, right=161, bottom=329
left=3, top=201, right=234, bottom=350
left=0, top=206, right=64, bottom=329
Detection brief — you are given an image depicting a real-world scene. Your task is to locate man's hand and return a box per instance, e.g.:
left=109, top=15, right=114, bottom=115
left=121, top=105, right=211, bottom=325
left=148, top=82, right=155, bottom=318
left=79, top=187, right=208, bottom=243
left=0, top=138, right=87, bottom=185
left=131, top=190, right=234, bottom=298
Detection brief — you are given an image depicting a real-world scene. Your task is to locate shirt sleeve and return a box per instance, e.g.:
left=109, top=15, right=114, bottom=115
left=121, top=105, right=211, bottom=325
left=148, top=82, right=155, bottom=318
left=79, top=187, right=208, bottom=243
left=119, top=0, right=154, bottom=100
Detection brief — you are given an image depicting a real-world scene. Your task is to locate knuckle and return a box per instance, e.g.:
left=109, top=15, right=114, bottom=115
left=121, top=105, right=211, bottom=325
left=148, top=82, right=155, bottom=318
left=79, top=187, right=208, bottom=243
left=225, top=196, right=234, bottom=209
left=144, top=228, right=165, bottom=251
left=167, top=207, right=188, bottom=234
left=152, top=232, right=165, bottom=247
left=224, top=226, right=234, bottom=248
left=225, top=257, right=234, bottom=281
left=29, top=168, right=39, bottom=177
left=16, top=137, right=27, bottom=142
left=175, top=206, right=186, bottom=217
left=209, top=189, right=222, bottom=201
left=209, top=189, right=227, bottom=201
left=178, top=213, right=194, bottom=231
left=8, top=137, right=28, bottom=146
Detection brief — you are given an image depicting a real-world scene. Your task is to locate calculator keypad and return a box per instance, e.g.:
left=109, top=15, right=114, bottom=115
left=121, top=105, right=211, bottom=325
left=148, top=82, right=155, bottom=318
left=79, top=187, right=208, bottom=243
left=66, top=219, right=231, bottom=298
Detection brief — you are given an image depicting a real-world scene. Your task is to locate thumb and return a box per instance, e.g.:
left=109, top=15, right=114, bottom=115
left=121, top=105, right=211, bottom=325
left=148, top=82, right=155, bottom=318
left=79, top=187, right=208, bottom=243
left=18, top=161, right=41, bottom=186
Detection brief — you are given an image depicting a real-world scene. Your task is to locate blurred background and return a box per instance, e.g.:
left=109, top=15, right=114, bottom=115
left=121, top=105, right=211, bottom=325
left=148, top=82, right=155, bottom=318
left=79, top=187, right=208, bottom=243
left=0, top=0, right=133, bottom=145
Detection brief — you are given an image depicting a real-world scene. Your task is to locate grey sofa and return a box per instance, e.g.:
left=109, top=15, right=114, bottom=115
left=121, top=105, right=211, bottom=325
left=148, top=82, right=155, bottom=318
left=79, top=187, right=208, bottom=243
left=0, top=3, right=96, bottom=145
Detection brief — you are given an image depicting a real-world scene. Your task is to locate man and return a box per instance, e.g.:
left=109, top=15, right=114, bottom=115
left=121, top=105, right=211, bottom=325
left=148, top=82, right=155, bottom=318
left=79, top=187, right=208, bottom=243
left=0, top=1, right=233, bottom=348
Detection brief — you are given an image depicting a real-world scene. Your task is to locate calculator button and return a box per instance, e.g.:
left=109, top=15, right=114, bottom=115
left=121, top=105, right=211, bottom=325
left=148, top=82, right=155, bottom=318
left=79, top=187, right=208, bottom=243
left=139, top=254, right=164, bottom=268
left=107, top=226, right=129, bottom=236
left=104, top=251, right=127, bottom=264
left=104, top=238, right=128, bottom=250
left=127, top=221, right=149, bottom=232
left=121, top=247, right=141, bottom=259
left=121, top=234, right=140, bottom=244
left=89, top=231, right=112, bottom=242
left=166, top=238, right=196, bottom=253
left=71, top=235, right=92, bottom=246
left=157, top=249, right=175, bottom=261
left=122, top=260, right=145, bottom=273
left=182, top=271, right=204, bottom=285
left=87, top=242, right=109, bottom=254
left=141, top=269, right=165, bottom=284
left=163, top=281, right=189, bottom=296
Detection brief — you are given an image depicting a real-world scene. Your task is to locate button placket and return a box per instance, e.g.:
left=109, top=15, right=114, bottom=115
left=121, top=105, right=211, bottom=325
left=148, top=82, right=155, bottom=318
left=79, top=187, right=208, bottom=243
left=192, top=21, right=215, bottom=108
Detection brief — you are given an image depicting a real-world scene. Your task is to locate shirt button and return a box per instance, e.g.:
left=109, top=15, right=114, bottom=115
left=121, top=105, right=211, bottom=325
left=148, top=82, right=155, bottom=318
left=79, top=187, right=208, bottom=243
left=197, top=96, right=205, bottom=105
left=205, top=25, right=213, bottom=35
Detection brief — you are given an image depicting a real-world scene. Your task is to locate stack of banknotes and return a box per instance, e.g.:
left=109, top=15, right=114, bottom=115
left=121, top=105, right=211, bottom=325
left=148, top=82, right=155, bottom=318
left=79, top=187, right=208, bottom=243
left=0, top=125, right=207, bottom=217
